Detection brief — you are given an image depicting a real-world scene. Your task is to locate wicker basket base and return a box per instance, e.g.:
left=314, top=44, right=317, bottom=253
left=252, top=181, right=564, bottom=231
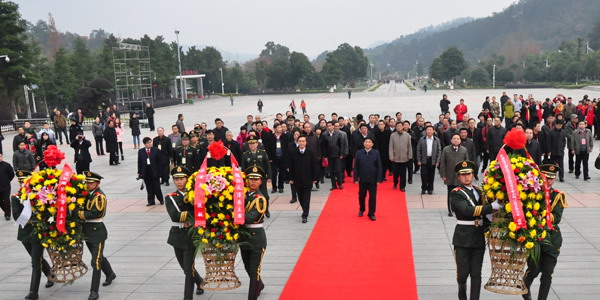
left=201, top=248, right=241, bottom=291
left=484, top=227, right=528, bottom=295
left=47, top=243, right=88, bottom=283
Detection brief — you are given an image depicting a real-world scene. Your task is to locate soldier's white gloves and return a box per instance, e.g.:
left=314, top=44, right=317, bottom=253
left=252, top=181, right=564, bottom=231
left=491, top=200, right=502, bottom=210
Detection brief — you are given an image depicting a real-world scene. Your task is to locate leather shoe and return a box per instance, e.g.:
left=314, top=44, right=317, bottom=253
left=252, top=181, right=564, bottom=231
left=278, top=188, right=283, bottom=193
left=400, top=188, right=406, bottom=192
left=585, top=176, right=591, bottom=180
left=88, top=291, right=99, bottom=300
left=568, top=170, right=574, bottom=173
left=146, top=203, right=155, bottom=207
left=25, top=291, right=39, bottom=300
left=302, top=217, right=307, bottom=223
left=576, top=176, right=579, bottom=179
left=393, top=184, right=397, bottom=189
left=448, top=212, right=454, bottom=217
left=358, top=211, right=364, bottom=217
left=45, top=280, right=54, bottom=288
left=559, top=178, right=564, bottom=182
left=427, top=190, right=433, bottom=195
left=159, top=199, right=164, bottom=205
left=103, top=273, right=116, bottom=286
left=165, top=182, right=170, bottom=186
left=338, top=184, right=344, bottom=189
left=408, top=180, right=413, bottom=184
left=265, top=211, right=271, bottom=218
left=196, top=287, right=204, bottom=295
left=369, top=215, right=376, bottom=221
left=421, top=190, right=426, bottom=195
left=271, top=189, right=277, bottom=193
left=290, top=198, right=297, bottom=203
left=330, top=186, right=337, bottom=191
left=4, top=215, right=9, bottom=221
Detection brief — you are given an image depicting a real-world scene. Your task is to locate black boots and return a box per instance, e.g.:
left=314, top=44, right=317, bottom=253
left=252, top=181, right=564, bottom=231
left=88, top=291, right=99, bottom=300
left=103, top=273, right=117, bottom=286
left=538, top=282, right=552, bottom=300
left=458, top=282, right=467, bottom=300
left=25, top=268, right=42, bottom=300
left=248, top=278, right=264, bottom=300
left=89, top=269, right=102, bottom=300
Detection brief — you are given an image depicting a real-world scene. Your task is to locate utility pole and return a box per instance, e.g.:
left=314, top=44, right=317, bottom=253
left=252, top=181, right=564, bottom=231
left=492, top=65, right=496, bottom=89
left=175, top=30, right=185, bottom=104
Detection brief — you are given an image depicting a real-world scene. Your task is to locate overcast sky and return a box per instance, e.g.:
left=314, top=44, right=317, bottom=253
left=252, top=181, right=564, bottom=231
left=16, top=0, right=516, bottom=60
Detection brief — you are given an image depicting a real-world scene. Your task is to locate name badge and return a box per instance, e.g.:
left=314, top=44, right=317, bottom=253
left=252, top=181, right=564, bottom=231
left=276, top=141, right=281, bottom=148
left=582, top=138, right=586, bottom=145
left=146, top=158, right=151, bottom=165
left=158, top=144, right=162, bottom=150
left=172, top=142, right=176, bottom=148
left=258, top=139, right=263, bottom=144
left=182, top=157, right=187, bottom=165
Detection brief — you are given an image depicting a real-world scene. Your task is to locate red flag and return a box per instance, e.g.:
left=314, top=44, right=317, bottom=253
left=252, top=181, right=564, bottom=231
left=56, top=164, right=73, bottom=234
left=496, top=148, right=527, bottom=230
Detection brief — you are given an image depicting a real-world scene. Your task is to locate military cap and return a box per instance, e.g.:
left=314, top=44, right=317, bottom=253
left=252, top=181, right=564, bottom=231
left=15, top=170, right=31, bottom=181
left=84, top=171, right=104, bottom=182
left=286, top=115, right=296, bottom=121
left=171, top=166, right=190, bottom=178
left=189, top=131, right=198, bottom=138
left=181, top=132, right=190, bottom=140
left=455, top=160, right=476, bottom=175
left=245, top=165, right=265, bottom=179
left=539, top=164, right=560, bottom=179
left=247, top=135, right=258, bottom=143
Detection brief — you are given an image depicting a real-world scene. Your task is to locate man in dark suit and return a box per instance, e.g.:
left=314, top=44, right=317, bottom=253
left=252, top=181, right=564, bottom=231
left=223, top=131, right=242, bottom=166
left=353, top=137, right=382, bottom=221
left=322, top=121, right=344, bottom=190
left=153, top=127, right=173, bottom=186
left=525, top=128, right=542, bottom=166
left=138, top=137, right=164, bottom=206
left=70, top=132, right=93, bottom=174
left=271, top=123, right=290, bottom=194
left=0, top=153, right=15, bottom=220
left=288, top=135, right=318, bottom=223
left=350, top=124, right=375, bottom=158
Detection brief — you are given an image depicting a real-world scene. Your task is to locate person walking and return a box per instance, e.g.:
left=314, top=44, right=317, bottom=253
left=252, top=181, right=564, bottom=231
left=130, top=113, right=141, bottom=149
left=416, top=125, right=441, bottom=195
left=388, top=122, right=412, bottom=192
left=288, top=135, right=318, bottom=223
left=176, top=114, right=186, bottom=134
left=354, top=137, right=382, bottom=221
left=440, top=134, right=468, bottom=217
left=230, top=94, right=234, bottom=106
left=92, top=117, right=105, bottom=155
left=145, top=102, right=155, bottom=131
left=548, top=120, right=567, bottom=182
left=321, top=121, right=344, bottom=190
left=153, top=127, right=173, bottom=186
left=71, top=132, right=92, bottom=174
left=0, top=153, right=14, bottom=221
left=300, top=100, right=307, bottom=115
left=440, top=94, right=451, bottom=114
left=290, top=100, right=297, bottom=115
left=451, top=161, right=500, bottom=300
left=115, top=118, right=125, bottom=161
left=271, top=124, right=290, bottom=194
left=13, top=141, right=36, bottom=172
left=138, top=137, right=164, bottom=206
left=104, top=121, right=119, bottom=165
left=486, top=118, right=507, bottom=162
left=257, top=99, right=263, bottom=113
left=53, top=111, right=70, bottom=145
left=453, top=99, right=468, bottom=123
left=571, top=121, right=593, bottom=180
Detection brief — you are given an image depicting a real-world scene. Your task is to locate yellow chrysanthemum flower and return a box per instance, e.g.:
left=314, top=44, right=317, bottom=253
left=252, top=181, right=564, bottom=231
left=508, top=222, right=517, bottom=232
left=528, top=193, right=536, bottom=200
left=496, top=191, right=505, bottom=200
left=525, top=242, right=534, bottom=249
left=517, top=184, right=524, bottom=192
left=541, top=210, right=547, bottom=217
left=533, top=202, right=540, bottom=211
left=70, top=222, right=76, bottom=228
left=487, top=191, right=495, bottom=199
left=532, top=169, right=539, bottom=176
left=541, top=230, right=547, bottom=239
left=198, top=228, right=205, bottom=234
left=69, top=240, right=76, bottom=246
left=201, top=238, right=208, bottom=244
left=520, top=192, right=527, bottom=200
left=526, top=211, right=533, bottom=218
left=505, top=203, right=512, bottom=213
left=68, top=203, right=76, bottom=211
left=508, top=232, right=516, bottom=239
left=487, top=178, right=495, bottom=184
left=526, top=202, right=533, bottom=210
left=528, top=218, right=536, bottom=227
left=47, top=207, right=57, bottom=215
left=210, top=232, right=216, bottom=238
left=536, top=194, right=543, bottom=200
left=529, top=229, right=537, bottom=238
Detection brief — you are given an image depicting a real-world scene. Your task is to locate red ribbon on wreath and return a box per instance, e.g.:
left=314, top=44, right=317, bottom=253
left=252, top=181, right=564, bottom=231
left=56, top=164, right=73, bottom=233
left=496, top=148, right=527, bottom=230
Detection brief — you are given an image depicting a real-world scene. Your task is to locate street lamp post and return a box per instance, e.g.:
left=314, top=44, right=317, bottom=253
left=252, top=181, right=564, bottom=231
left=370, top=63, right=374, bottom=81
left=219, top=67, right=224, bottom=94
left=175, top=30, right=185, bottom=104
left=0, top=55, right=9, bottom=62
left=492, top=64, right=496, bottom=89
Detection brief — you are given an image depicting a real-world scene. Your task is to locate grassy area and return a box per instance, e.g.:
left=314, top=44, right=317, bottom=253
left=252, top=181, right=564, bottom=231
left=553, top=82, right=600, bottom=89
left=368, top=83, right=383, bottom=92
left=404, top=81, right=417, bottom=91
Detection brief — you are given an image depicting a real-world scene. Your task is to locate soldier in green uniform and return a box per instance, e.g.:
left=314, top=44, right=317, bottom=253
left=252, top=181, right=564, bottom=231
left=241, top=136, right=272, bottom=218
left=165, top=166, right=204, bottom=299
left=78, top=171, right=116, bottom=300
left=190, top=131, right=208, bottom=164
left=174, top=132, right=199, bottom=173
left=11, top=171, right=54, bottom=300
left=240, top=166, right=268, bottom=300
left=523, top=164, right=567, bottom=300
left=451, top=161, right=501, bottom=300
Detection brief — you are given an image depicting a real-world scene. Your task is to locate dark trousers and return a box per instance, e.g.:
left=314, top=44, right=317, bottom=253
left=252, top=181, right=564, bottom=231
left=328, top=157, right=342, bottom=188
left=144, top=171, right=163, bottom=205
left=76, top=161, right=90, bottom=174
left=0, top=190, right=10, bottom=217
left=94, top=136, right=104, bottom=155
left=392, top=161, right=408, bottom=189
left=550, top=155, right=565, bottom=180
left=407, top=159, right=414, bottom=181
left=595, top=123, right=600, bottom=139
left=241, top=247, right=266, bottom=300
left=380, top=156, right=389, bottom=180
left=454, top=246, right=485, bottom=299
left=23, top=240, right=51, bottom=294
left=358, top=182, right=377, bottom=216
left=568, top=151, right=575, bottom=172
left=344, top=155, right=353, bottom=177
left=290, top=183, right=297, bottom=200
left=575, top=151, right=590, bottom=178
left=148, top=117, right=155, bottom=131
left=85, top=241, right=114, bottom=293
left=117, top=142, right=124, bottom=158
left=480, top=152, right=490, bottom=172
left=271, top=158, right=286, bottom=190
left=109, top=151, right=119, bottom=165
left=524, top=247, right=558, bottom=300
left=160, top=162, right=170, bottom=184
left=413, top=150, right=420, bottom=173
left=296, top=186, right=312, bottom=218
left=56, top=127, right=69, bottom=144
left=420, top=159, right=436, bottom=192
left=447, top=185, right=457, bottom=214
left=174, top=247, right=203, bottom=299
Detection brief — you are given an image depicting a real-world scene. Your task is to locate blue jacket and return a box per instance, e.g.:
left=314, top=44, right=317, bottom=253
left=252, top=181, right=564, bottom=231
left=353, top=148, right=382, bottom=183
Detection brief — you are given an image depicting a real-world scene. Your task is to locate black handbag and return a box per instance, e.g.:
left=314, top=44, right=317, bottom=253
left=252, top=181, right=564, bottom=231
left=595, top=154, right=600, bottom=170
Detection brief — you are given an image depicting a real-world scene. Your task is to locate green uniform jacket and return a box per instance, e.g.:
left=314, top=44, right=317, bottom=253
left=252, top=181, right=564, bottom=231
left=165, top=190, right=195, bottom=250
left=175, top=146, right=199, bottom=172
left=241, top=150, right=272, bottom=180
left=79, top=188, right=108, bottom=244
left=11, top=194, right=35, bottom=243
left=546, top=189, right=566, bottom=257
left=239, top=190, right=267, bottom=251
left=451, top=185, right=493, bottom=248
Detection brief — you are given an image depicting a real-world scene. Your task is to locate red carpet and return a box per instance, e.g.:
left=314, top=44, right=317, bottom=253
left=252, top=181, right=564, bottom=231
left=280, top=177, right=418, bottom=299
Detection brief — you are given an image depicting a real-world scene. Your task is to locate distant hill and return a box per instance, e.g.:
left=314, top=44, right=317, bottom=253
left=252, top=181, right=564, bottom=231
left=366, top=0, right=600, bottom=74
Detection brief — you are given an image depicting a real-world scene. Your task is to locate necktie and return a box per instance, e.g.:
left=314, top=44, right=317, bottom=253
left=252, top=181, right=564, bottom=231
left=454, top=147, right=458, bottom=152
left=146, top=149, right=150, bottom=156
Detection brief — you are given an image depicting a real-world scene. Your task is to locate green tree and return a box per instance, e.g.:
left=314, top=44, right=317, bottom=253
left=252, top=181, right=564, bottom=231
left=321, top=56, right=344, bottom=86
left=320, top=43, right=367, bottom=85
left=429, top=58, right=444, bottom=80
left=496, top=69, right=514, bottom=83
left=95, top=34, right=119, bottom=82
left=469, top=68, right=489, bottom=87
left=589, top=19, right=600, bottom=51
left=48, top=48, right=76, bottom=108
left=289, top=52, right=314, bottom=89
left=439, top=46, right=468, bottom=81
left=70, top=37, right=95, bottom=87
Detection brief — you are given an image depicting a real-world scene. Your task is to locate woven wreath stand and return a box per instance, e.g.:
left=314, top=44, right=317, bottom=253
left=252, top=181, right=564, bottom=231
left=47, top=243, right=88, bottom=283
left=200, top=247, right=241, bottom=291
left=484, top=223, right=528, bottom=295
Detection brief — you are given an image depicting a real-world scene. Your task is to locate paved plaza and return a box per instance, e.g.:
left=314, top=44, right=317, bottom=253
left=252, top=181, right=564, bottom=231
left=1, top=83, right=600, bottom=299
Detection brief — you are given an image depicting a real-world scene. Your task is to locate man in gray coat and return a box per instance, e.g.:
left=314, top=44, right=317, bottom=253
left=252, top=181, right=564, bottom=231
left=321, top=121, right=344, bottom=190
left=13, top=141, right=36, bottom=172
left=389, top=122, right=412, bottom=192
left=416, top=126, right=441, bottom=195
left=571, top=120, right=593, bottom=180
left=439, top=134, right=468, bottom=217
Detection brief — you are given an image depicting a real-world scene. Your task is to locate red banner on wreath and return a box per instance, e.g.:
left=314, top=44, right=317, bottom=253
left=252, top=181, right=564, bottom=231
left=194, top=159, right=209, bottom=227
left=540, top=173, right=555, bottom=230
left=496, top=148, right=527, bottom=230
left=230, top=154, right=245, bottom=225
left=56, top=164, right=73, bottom=233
